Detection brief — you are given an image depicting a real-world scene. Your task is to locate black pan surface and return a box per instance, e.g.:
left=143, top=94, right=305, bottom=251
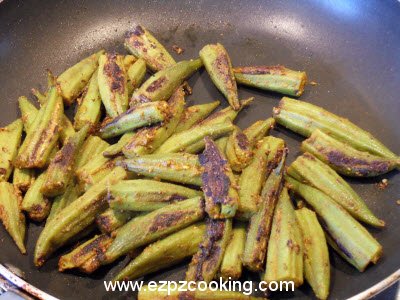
left=0, top=0, right=399, bottom=299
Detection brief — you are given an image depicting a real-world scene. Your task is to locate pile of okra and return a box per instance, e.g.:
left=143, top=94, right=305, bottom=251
left=0, top=24, right=398, bottom=300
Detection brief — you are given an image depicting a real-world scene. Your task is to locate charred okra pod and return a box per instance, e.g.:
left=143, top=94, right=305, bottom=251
left=34, top=167, right=127, bottom=267
left=104, top=196, right=205, bottom=264
left=243, top=150, right=286, bottom=272
left=16, top=87, right=63, bottom=168
left=118, top=153, right=203, bottom=186
left=47, top=184, right=80, bottom=223
left=174, top=100, right=220, bottom=133
left=220, top=222, right=246, bottom=280
left=233, top=65, right=307, bottom=97
left=273, top=97, right=398, bottom=159
left=96, top=208, right=134, bottom=234
left=0, top=119, right=23, bottom=182
left=288, top=152, right=384, bottom=227
left=0, top=182, right=26, bottom=254
left=286, top=177, right=383, bottom=271
left=75, top=136, right=110, bottom=169
left=41, top=125, right=89, bottom=197
left=98, top=53, right=129, bottom=117
left=301, top=129, right=399, bottom=177
left=109, top=179, right=202, bottom=211
left=199, top=43, right=239, bottom=110
left=130, top=59, right=202, bottom=105
left=124, top=25, right=176, bottom=72
left=295, top=207, right=330, bottom=300
left=186, top=218, right=232, bottom=282
left=127, top=58, right=146, bottom=95
left=225, top=126, right=253, bottom=172
left=199, top=137, right=239, bottom=219
left=57, top=50, right=104, bottom=105
left=58, top=234, right=113, bottom=273
left=99, top=101, right=169, bottom=139
left=123, top=55, right=137, bottom=70
left=13, top=168, right=35, bottom=192
left=114, top=223, right=206, bottom=281
left=263, top=187, right=303, bottom=287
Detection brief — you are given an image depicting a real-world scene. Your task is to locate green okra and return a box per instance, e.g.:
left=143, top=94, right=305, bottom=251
left=238, top=136, right=285, bottom=215
left=96, top=208, right=134, bottom=234
left=98, top=53, right=129, bottom=117
left=124, top=25, right=176, bottom=72
left=58, top=234, right=114, bottom=273
left=0, top=119, right=23, bottom=182
left=243, top=151, right=286, bottom=272
left=220, top=222, right=246, bottom=280
left=102, top=132, right=134, bottom=157
left=47, top=184, right=80, bottom=223
left=109, top=179, right=202, bottom=211
left=13, top=168, right=35, bottom=192
left=59, top=116, right=76, bottom=145
left=273, top=97, right=398, bottom=159
left=295, top=207, right=330, bottom=300
left=57, top=50, right=104, bottom=105
left=233, top=65, right=307, bottom=97
left=122, top=87, right=186, bottom=157
left=225, top=126, right=253, bottom=172
left=199, top=137, right=238, bottom=219
left=301, top=129, right=399, bottom=177
left=0, top=182, right=26, bottom=254
left=99, top=101, right=169, bottom=139
left=199, top=43, right=239, bottom=110
left=34, top=167, right=127, bottom=267
left=186, top=218, right=232, bottom=282
left=286, top=177, right=383, bottom=271
left=15, top=87, right=63, bottom=169
left=75, top=136, right=110, bottom=169
left=74, top=69, right=102, bottom=131
left=114, top=223, right=206, bottom=281
left=41, top=125, right=89, bottom=197
left=263, top=187, right=303, bottom=287
left=18, top=96, right=38, bottom=133
left=31, top=88, right=47, bottom=104
left=288, top=152, right=384, bottom=227
left=242, top=118, right=275, bottom=144
left=130, top=59, right=202, bottom=105
left=174, top=100, right=221, bottom=134
left=21, top=171, right=51, bottom=222
left=104, top=196, right=205, bottom=264
left=127, top=58, right=146, bottom=96
left=155, top=120, right=234, bottom=154
left=123, top=55, right=137, bottom=70
left=118, top=153, right=203, bottom=186
left=215, top=136, right=229, bottom=153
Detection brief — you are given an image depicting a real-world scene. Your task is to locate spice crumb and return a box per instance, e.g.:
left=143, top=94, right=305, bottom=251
left=397, top=200, right=400, bottom=205
left=172, top=45, right=184, bottom=55
left=309, top=81, right=318, bottom=86
left=377, top=178, right=389, bottom=190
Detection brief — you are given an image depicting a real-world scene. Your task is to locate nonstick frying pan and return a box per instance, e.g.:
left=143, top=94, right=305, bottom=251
left=0, top=0, right=399, bottom=299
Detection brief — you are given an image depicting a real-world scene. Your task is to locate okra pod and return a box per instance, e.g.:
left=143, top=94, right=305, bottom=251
left=199, top=43, right=239, bottom=110
left=13, top=168, right=35, bottom=192
left=114, top=223, right=206, bottom=281
left=34, top=167, right=127, bottom=266
left=130, top=59, right=202, bottom=105
left=0, top=119, right=23, bottom=181
left=186, top=218, right=232, bottom=282
left=99, top=101, right=169, bottom=139
left=41, top=125, right=89, bottom=197
left=123, top=55, right=137, bottom=70
left=295, top=207, right=330, bottom=300
left=74, top=69, right=102, bottom=130
left=199, top=137, right=238, bottom=218
left=59, top=116, right=75, bottom=145
left=225, top=126, right=253, bottom=172
left=58, top=234, right=113, bottom=273
left=109, top=179, right=202, bottom=211
left=288, top=152, right=384, bottom=227
left=273, top=97, right=398, bottom=159
left=96, top=208, right=134, bottom=234
left=15, top=87, right=63, bottom=168
left=286, top=177, right=383, bottom=271
left=127, top=58, right=146, bottom=95
left=220, top=222, right=246, bottom=280
left=215, top=136, right=229, bottom=153
left=233, top=65, right=307, bottom=97
left=243, top=118, right=275, bottom=144
left=174, top=100, right=220, bottom=134
left=0, top=182, right=26, bottom=254
left=21, top=172, right=51, bottom=222
left=57, top=50, right=104, bottom=105
left=301, top=129, right=399, bottom=177
left=122, top=87, right=186, bottom=157
left=263, top=187, right=303, bottom=287
left=18, top=96, right=38, bottom=133
left=243, top=151, right=286, bottom=272
left=98, top=53, right=129, bottom=117
left=47, top=184, right=80, bottom=223
left=102, top=132, right=134, bottom=157
left=104, top=196, right=205, bottom=264
left=124, top=25, right=176, bottom=72
left=75, top=136, right=109, bottom=169
left=118, top=153, right=203, bottom=186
